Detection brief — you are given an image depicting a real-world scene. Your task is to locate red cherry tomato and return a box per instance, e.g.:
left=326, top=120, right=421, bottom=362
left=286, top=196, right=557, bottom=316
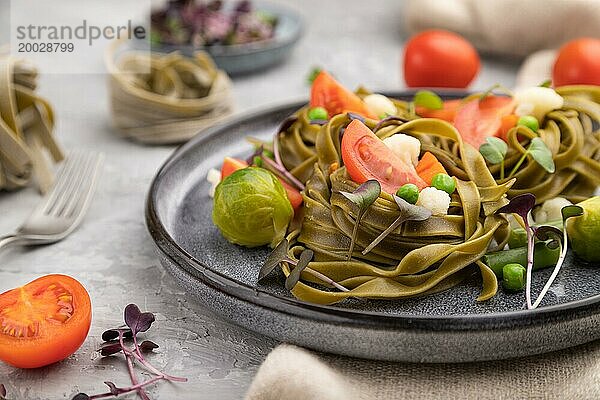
left=404, top=30, right=480, bottom=88
left=220, top=157, right=303, bottom=211
left=341, top=119, right=427, bottom=193
left=552, top=38, right=600, bottom=87
left=310, top=71, right=377, bottom=119
left=453, top=96, right=515, bottom=148
left=0, top=274, right=92, bottom=368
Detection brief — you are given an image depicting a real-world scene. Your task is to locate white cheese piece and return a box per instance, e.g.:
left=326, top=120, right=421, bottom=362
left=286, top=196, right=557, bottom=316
left=382, top=134, right=421, bottom=166
left=514, top=87, right=564, bottom=122
left=207, top=168, right=221, bottom=198
left=534, top=197, right=572, bottom=224
left=416, top=187, right=451, bottom=216
left=364, top=94, right=396, bottom=118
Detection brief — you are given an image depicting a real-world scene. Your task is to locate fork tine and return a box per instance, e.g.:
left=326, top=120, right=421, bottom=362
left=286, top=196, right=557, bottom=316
left=47, top=153, right=89, bottom=216
left=43, top=152, right=85, bottom=215
left=61, top=154, right=100, bottom=218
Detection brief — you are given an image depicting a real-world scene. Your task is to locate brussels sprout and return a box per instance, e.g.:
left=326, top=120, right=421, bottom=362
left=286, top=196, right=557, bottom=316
left=566, top=196, right=600, bottom=262
left=212, top=167, right=293, bottom=248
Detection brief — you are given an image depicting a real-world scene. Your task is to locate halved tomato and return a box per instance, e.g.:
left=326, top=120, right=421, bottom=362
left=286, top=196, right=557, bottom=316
left=416, top=99, right=463, bottom=122
left=0, top=274, right=92, bottom=368
left=453, top=95, right=515, bottom=148
left=310, top=71, right=377, bottom=119
left=341, top=119, right=427, bottom=193
left=220, top=157, right=303, bottom=211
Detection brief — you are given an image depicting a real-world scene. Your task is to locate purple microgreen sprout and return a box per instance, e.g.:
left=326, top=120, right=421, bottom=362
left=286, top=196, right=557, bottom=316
left=373, top=116, right=408, bottom=133
left=346, top=112, right=366, bottom=123
left=339, top=180, right=381, bottom=260
left=527, top=205, right=584, bottom=309
left=508, top=137, right=555, bottom=178
left=362, top=195, right=431, bottom=255
left=496, top=194, right=536, bottom=308
left=309, top=119, right=328, bottom=125
left=285, top=249, right=314, bottom=290
left=0, top=383, right=6, bottom=400
left=73, top=304, right=186, bottom=400
left=259, top=239, right=349, bottom=292
left=261, top=134, right=305, bottom=191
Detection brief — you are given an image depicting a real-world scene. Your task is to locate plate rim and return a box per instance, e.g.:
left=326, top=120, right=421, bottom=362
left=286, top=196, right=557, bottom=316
left=146, top=92, right=600, bottom=332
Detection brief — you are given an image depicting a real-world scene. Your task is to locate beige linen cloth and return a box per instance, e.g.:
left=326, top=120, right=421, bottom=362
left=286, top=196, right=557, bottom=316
left=405, top=0, right=600, bottom=57
left=246, top=2, right=600, bottom=399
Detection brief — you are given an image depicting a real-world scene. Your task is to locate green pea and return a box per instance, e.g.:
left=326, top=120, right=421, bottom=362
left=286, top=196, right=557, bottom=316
left=396, top=183, right=419, bottom=204
left=308, top=107, right=328, bottom=121
left=431, top=173, right=456, bottom=194
left=517, top=115, right=539, bottom=132
left=502, top=263, right=526, bottom=292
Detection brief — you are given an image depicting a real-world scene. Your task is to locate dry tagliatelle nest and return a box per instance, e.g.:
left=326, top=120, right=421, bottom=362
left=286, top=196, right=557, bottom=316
left=0, top=56, right=63, bottom=193
left=262, top=86, right=600, bottom=305
left=106, top=43, right=234, bottom=145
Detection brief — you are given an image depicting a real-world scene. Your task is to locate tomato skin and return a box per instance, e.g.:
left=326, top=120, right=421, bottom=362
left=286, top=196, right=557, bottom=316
left=310, top=71, right=377, bottom=119
left=404, top=30, right=480, bottom=88
left=0, top=274, right=91, bottom=369
left=341, top=119, right=427, bottom=193
left=453, top=96, right=515, bottom=148
left=553, top=38, right=600, bottom=87
left=220, top=157, right=303, bottom=212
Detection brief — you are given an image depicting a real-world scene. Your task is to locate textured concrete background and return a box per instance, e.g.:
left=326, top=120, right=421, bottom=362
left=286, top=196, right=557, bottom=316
left=0, top=1, right=519, bottom=398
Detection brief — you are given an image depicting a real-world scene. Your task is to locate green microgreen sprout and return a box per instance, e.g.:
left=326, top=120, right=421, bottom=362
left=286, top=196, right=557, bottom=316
left=362, top=195, right=431, bottom=255
left=340, top=180, right=381, bottom=260
left=496, top=194, right=536, bottom=308
left=479, top=137, right=508, bottom=180
left=527, top=205, right=583, bottom=309
left=306, top=66, right=323, bottom=85
left=539, top=79, right=552, bottom=88
left=73, top=304, right=187, bottom=400
left=508, top=137, right=555, bottom=178
left=479, top=83, right=514, bottom=101
left=259, top=239, right=349, bottom=292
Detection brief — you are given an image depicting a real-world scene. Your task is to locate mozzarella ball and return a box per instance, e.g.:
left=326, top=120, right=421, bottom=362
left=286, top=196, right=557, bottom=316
left=364, top=94, right=396, bottom=118
left=514, top=87, right=564, bottom=122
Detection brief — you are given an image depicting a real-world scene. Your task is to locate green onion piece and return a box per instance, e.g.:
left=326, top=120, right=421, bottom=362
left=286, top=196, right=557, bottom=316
left=483, top=241, right=561, bottom=278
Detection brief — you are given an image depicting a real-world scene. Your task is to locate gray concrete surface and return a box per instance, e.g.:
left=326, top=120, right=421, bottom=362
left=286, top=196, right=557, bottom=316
left=0, top=1, right=519, bottom=398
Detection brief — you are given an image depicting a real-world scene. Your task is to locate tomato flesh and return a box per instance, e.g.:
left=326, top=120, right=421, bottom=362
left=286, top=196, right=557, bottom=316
left=416, top=99, right=462, bottom=122
left=453, top=96, right=515, bottom=148
left=310, top=71, right=376, bottom=119
left=0, top=274, right=91, bottom=368
left=341, top=119, right=427, bottom=193
left=220, top=157, right=303, bottom=211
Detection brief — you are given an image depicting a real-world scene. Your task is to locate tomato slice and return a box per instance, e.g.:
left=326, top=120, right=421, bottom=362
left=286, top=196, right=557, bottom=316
left=310, top=71, right=377, bottom=119
left=416, top=99, right=463, bottom=122
left=221, top=157, right=248, bottom=180
left=341, top=119, right=427, bottom=193
left=220, top=157, right=303, bottom=211
left=0, top=274, right=91, bottom=368
left=453, top=95, right=515, bottom=148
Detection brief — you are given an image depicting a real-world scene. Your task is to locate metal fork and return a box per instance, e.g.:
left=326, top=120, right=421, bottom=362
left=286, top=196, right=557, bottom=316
left=0, top=152, right=103, bottom=251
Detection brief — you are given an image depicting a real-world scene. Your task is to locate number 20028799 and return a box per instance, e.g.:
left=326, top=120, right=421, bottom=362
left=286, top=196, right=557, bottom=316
left=17, top=42, right=74, bottom=52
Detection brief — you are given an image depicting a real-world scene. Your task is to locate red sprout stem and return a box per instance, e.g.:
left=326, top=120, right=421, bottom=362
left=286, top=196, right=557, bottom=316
left=273, top=133, right=283, bottom=167
left=119, top=332, right=150, bottom=400
left=262, top=154, right=305, bottom=191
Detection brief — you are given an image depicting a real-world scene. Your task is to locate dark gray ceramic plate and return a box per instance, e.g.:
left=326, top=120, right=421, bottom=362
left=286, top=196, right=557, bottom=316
left=151, top=2, right=303, bottom=75
left=146, top=92, right=600, bottom=363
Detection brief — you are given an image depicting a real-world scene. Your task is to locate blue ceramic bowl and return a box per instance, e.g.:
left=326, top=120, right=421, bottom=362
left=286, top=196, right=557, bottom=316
left=151, top=2, right=303, bottom=75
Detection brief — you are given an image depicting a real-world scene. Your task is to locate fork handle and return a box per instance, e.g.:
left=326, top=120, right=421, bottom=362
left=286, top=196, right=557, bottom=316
left=0, top=235, right=20, bottom=252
